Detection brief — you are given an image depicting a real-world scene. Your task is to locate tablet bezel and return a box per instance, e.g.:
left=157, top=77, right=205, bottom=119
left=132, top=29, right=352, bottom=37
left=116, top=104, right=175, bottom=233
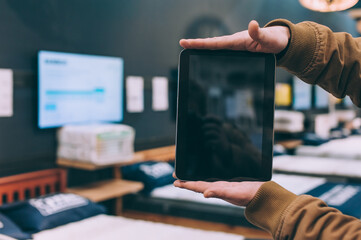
left=175, top=49, right=275, bottom=182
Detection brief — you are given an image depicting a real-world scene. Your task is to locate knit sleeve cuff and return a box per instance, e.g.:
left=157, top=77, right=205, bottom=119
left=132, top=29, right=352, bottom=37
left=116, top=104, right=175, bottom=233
left=245, top=181, right=298, bottom=235
left=265, top=19, right=318, bottom=78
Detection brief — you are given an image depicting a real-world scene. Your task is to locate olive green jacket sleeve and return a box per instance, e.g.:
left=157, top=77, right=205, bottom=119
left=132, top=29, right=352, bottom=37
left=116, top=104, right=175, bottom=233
left=267, top=19, right=361, bottom=106
left=245, top=182, right=361, bottom=239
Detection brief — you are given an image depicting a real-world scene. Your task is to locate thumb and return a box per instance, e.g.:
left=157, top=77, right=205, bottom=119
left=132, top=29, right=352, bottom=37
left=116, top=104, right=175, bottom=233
left=248, top=20, right=265, bottom=43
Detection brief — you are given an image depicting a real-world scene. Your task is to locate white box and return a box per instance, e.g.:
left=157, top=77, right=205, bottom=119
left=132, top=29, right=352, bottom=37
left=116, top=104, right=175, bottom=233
left=57, top=124, right=135, bottom=164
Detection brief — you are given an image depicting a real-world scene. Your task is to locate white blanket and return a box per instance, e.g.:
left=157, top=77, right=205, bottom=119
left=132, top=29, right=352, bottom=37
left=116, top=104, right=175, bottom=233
left=296, top=136, right=361, bottom=160
left=274, top=155, right=361, bottom=179
left=33, top=214, right=244, bottom=240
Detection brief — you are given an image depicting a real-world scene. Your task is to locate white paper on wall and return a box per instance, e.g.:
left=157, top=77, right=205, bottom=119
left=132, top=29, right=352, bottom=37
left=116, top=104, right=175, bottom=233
left=0, top=69, right=13, bottom=117
left=152, top=77, right=168, bottom=111
left=126, top=76, right=144, bottom=113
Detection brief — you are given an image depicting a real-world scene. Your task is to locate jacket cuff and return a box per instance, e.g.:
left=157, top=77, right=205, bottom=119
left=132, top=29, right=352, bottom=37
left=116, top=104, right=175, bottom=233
left=265, top=19, right=318, bottom=79
left=245, top=181, right=297, bottom=235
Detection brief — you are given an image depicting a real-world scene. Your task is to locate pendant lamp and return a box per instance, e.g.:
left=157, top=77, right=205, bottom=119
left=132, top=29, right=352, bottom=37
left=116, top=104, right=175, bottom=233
left=299, top=0, right=358, bottom=12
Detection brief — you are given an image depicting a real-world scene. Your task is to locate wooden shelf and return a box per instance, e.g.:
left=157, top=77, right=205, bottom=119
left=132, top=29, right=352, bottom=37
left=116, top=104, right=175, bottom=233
left=57, top=145, right=175, bottom=170
left=60, top=145, right=174, bottom=213
left=66, top=179, right=144, bottom=202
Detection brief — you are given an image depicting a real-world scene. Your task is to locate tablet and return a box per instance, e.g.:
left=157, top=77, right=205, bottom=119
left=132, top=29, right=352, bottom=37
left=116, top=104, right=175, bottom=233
left=175, top=49, right=275, bottom=181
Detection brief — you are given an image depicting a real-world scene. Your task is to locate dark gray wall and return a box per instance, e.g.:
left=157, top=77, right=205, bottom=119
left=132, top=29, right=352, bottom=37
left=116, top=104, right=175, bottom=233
left=0, top=0, right=357, bottom=176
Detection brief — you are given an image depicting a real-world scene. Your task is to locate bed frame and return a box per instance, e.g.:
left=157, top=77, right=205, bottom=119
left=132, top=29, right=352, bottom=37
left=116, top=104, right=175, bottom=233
left=0, top=168, right=66, bottom=205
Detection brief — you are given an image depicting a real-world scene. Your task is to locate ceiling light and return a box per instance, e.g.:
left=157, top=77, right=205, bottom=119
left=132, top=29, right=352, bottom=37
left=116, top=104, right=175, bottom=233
left=299, top=0, right=358, bottom=12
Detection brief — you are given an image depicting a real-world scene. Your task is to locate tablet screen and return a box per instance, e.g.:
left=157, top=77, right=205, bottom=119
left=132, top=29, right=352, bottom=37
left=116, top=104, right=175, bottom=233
left=176, top=50, right=275, bottom=181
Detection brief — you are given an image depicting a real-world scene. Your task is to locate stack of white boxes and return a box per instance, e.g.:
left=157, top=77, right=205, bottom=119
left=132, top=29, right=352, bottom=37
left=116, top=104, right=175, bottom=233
left=274, top=110, right=305, bottom=133
left=57, top=124, right=135, bottom=165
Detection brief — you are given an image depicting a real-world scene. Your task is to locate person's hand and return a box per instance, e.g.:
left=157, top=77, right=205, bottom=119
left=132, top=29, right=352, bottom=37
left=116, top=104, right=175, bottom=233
left=179, top=20, right=290, bottom=54
left=173, top=177, right=264, bottom=206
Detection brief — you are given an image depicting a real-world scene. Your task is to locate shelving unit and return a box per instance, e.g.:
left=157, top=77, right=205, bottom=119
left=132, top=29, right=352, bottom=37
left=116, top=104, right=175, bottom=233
left=66, top=179, right=144, bottom=202
left=57, top=145, right=176, bottom=214
left=57, top=145, right=175, bottom=171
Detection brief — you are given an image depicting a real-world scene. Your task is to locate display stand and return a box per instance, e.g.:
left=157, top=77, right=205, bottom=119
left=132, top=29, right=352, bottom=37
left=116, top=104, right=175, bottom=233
left=57, top=145, right=176, bottom=214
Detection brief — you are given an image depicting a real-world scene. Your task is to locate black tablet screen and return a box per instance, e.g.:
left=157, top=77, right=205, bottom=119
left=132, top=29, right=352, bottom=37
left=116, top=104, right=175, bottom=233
left=176, top=50, right=275, bottom=181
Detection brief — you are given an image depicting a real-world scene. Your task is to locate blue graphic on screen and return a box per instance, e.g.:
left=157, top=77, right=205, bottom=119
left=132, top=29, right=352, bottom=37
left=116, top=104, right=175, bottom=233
left=344, top=96, right=353, bottom=108
left=293, top=76, right=312, bottom=110
left=38, top=51, right=124, bottom=128
left=315, top=86, right=329, bottom=109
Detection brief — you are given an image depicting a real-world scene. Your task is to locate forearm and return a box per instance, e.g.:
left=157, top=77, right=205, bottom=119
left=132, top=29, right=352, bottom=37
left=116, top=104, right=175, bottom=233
left=266, top=19, right=361, bottom=106
left=245, top=182, right=361, bottom=239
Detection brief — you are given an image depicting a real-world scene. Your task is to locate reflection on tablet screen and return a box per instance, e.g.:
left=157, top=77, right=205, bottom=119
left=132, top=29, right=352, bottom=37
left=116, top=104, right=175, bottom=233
left=176, top=50, right=275, bottom=181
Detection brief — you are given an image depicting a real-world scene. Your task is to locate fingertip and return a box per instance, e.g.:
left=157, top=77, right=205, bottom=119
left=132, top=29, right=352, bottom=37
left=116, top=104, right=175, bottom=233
left=173, top=180, right=181, bottom=187
left=179, top=39, right=188, bottom=48
left=204, top=190, right=215, bottom=198
left=248, top=20, right=261, bottom=41
left=249, top=20, right=259, bottom=29
left=174, top=180, right=187, bottom=188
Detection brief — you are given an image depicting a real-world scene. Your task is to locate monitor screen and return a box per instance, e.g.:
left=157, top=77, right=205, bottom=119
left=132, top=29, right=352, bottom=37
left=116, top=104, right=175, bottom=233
left=293, top=76, right=312, bottom=110
left=38, top=51, right=123, bottom=128
left=344, top=96, right=354, bottom=108
left=315, top=85, right=329, bottom=109
left=275, top=83, right=292, bottom=108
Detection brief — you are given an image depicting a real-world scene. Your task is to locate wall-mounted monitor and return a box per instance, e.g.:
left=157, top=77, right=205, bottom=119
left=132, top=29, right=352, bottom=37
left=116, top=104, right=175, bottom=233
left=38, top=51, right=124, bottom=128
left=314, top=85, right=329, bottom=109
left=275, top=83, right=292, bottom=108
left=344, top=96, right=354, bottom=108
left=293, top=76, right=312, bottom=110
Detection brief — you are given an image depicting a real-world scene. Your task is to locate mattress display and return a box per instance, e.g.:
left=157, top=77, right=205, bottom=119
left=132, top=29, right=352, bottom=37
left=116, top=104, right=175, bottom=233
left=33, top=214, right=245, bottom=240
left=273, top=155, right=361, bottom=179
left=296, top=136, right=361, bottom=160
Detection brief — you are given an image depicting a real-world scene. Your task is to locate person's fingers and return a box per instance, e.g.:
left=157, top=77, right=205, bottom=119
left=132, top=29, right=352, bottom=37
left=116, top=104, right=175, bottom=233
left=203, top=189, right=216, bottom=198
left=203, top=183, right=252, bottom=206
left=204, top=188, right=223, bottom=198
left=248, top=20, right=263, bottom=42
left=175, top=180, right=265, bottom=207
left=180, top=20, right=289, bottom=54
left=179, top=39, right=190, bottom=48
left=173, top=180, right=182, bottom=187
left=202, top=182, right=228, bottom=197
left=180, top=33, right=245, bottom=50
left=248, top=20, right=290, bottom=53
left=174, top=180, right=212, bottom=194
